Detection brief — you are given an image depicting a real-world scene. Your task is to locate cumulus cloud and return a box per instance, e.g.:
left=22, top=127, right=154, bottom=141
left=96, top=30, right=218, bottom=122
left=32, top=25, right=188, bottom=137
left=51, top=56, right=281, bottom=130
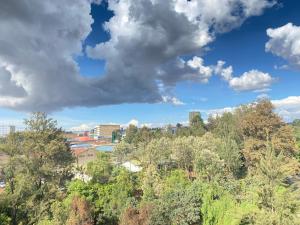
left=266, top=23, right=300, bottom=68
left=162, top=96, right=185, bottom=106
left=214, top=62, right=274, bottom=92
left=0, top=66, right=27, bottom=98
left=272, top=96, right=300, bottom=121
left=70, top=124, right=93, bottom=132
left=205, top=107, right=236, bottom=117
left=0, top=0, right=96, bottom=111
left=214, top=61, right=233, bottom=81
left=127, top=119, right=139, bottom=127
left=229, top=70, right=274, bottom=91
left=157, top=57, right=213, bottom=86
left=0, top=0, right=276, bottom=111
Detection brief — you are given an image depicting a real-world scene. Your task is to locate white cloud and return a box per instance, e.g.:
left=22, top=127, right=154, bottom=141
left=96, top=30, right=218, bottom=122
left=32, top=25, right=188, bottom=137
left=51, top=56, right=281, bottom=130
left=229, top=70, right=274, bottom=91
left=271, top=96, right=300, bottom=121
left=69, top=124, right=93, bottom=132
left=162, top=96, right=185, bottom=106
left=257, top=93, right=270, bottom=99
left=0, top=0, right=276, bottom=111
left=205, top=107, right=236, bottom=118
left=214, top=61, right=233, bottom=81
left=186, top=57, right=213, bottom=82
left=214, top=62, right=274, bottom=92
left=266, top=23, right=300, bottom=68
left=127, top=119, right=139, bottom=127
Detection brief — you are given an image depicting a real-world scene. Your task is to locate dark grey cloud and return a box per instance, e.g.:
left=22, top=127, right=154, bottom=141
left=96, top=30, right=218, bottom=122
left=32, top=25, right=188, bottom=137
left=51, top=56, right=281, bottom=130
left=0, top=67, right=27, bottom=97
left=0, top=0, right=276, bottom=111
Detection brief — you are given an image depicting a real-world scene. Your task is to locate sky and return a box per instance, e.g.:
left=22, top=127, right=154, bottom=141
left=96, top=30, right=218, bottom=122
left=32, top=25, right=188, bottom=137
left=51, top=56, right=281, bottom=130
left=0, top=0, right=300, bottom=130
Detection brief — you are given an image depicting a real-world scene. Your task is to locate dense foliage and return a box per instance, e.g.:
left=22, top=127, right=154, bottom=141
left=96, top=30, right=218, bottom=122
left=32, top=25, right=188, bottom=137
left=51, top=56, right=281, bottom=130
left=0, top=100, right=300, bottom=225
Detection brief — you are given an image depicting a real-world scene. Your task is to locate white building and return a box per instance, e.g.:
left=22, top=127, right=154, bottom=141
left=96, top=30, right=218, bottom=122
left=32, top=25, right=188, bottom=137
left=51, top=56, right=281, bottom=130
left=0, top=125, right=16, bottom=137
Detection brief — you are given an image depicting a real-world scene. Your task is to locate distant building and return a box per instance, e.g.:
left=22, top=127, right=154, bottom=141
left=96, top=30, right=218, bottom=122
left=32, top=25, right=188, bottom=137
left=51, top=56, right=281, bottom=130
left=164, top=125, right=177, bottom=135
left=189, top=111, right=200, bottom=125
left=0, top=125, right=16, bottom=137
left=94, top=124, right=120, bottom=141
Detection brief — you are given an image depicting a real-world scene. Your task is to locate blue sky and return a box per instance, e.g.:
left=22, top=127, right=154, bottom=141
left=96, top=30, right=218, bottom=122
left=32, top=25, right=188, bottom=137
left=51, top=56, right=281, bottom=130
left=0, top=0, right=300, bottom=130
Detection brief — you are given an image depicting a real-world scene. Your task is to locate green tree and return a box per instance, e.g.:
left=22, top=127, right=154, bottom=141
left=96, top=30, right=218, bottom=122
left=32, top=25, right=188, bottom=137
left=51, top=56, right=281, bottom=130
left=86, top=152, right=113, bottom=184
left=0, top=113, right=74, bottom=225
left=138, top=137, right=172, bottom=169
left=172, top=136, right=195, bottom=172
left=150, top=184, right=202, bottom=225
left=190, top=113, right=206, bottom=136
left=113, top=141, right=136, bottom=164
left=240, top=146, right=300, bottom=225
left=124, top=125, right=138, bottom=144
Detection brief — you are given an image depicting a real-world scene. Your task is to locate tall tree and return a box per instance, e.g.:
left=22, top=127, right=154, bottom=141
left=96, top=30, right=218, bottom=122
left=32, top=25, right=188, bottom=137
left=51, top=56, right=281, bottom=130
left=0, top=112, right=74, bottom=225
left=240, top=100, right=298, bottom=168
left=124, top=125, right=138, bottom=144
left=66, top=196, right=93, bottom=225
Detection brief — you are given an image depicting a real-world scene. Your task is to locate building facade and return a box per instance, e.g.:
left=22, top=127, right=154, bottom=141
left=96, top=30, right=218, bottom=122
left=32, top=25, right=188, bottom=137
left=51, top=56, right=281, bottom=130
left=94, top=124, right=120, bottom=140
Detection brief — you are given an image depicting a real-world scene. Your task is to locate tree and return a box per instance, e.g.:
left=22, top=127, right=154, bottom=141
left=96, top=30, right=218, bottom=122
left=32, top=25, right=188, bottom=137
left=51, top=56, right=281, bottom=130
left=141, top=165, right=162, bottom=201
left=239, top=145, right=300, bottom=225
left=194, top=149, right=225, bottom=182
left=240, top=100, right=298, bottom=167
left=172, top=137, right=195, bottom=172
left=138, top=137, right=172, bottom=169
left=0, top=112, right=74, bottom=225
left=150, top=184, right=202, bottom=225
left=120, top=204, right=154, bottom=225
left=112, top=130, right=122, bottom=143
left=190, top=114, right=206, bottom=136
left=103, top=168, right=138, bottom=222
left=124, top=125, right=138, bottom=144
left=190, top=114, right=205, bottom=128
left=208, top=112, right=242, bottom=145
left=292, top=119, right=300, bottom=155
left=86, top=152, right=113, bottom=184
left=66, top=196, right=93, bottom=225
left=113, top=141, right=135, bottom=164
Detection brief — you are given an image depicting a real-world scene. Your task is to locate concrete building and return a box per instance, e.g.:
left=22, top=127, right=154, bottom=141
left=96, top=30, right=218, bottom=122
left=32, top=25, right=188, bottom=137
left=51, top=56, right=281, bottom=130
left=189, top=111, right=200, bottom=125
left=94, top=124, right=120, bottom=141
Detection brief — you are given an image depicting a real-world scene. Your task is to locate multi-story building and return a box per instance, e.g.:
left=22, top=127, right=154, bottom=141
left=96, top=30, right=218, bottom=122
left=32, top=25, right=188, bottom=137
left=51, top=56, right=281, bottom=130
left=189, top=111, right=200, bottom=125
left=94, top=124, right=120, bottom=141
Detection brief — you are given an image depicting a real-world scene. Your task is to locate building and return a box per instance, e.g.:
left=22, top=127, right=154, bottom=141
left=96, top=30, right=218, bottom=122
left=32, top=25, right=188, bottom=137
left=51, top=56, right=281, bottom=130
left=0, top=125, right=16, bottom=137
left=73, top=148, right=97, bottom=166
left=189, top=111, right=200, bottom=125
left=94, top=124, right=120, bottom=141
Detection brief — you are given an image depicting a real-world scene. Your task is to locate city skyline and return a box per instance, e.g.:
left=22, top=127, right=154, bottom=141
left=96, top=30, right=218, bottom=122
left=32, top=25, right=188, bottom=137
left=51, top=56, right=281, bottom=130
left=1, top=0, right=300, bottom=130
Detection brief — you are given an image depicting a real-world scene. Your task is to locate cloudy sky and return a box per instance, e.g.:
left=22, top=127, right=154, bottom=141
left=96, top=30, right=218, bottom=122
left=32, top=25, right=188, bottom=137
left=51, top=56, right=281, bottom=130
left=0, top=0, right=300, bottom=130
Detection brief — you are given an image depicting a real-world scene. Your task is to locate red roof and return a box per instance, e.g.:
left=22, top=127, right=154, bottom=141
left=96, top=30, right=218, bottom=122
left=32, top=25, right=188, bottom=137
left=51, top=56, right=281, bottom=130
left=74, top=136, right=94, bottom=142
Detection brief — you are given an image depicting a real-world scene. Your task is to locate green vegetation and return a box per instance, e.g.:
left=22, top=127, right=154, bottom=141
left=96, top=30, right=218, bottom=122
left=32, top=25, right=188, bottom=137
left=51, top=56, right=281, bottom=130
left=293, top=119, right=300, bottom=149
left=0, top=100, right=300, bottom=225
